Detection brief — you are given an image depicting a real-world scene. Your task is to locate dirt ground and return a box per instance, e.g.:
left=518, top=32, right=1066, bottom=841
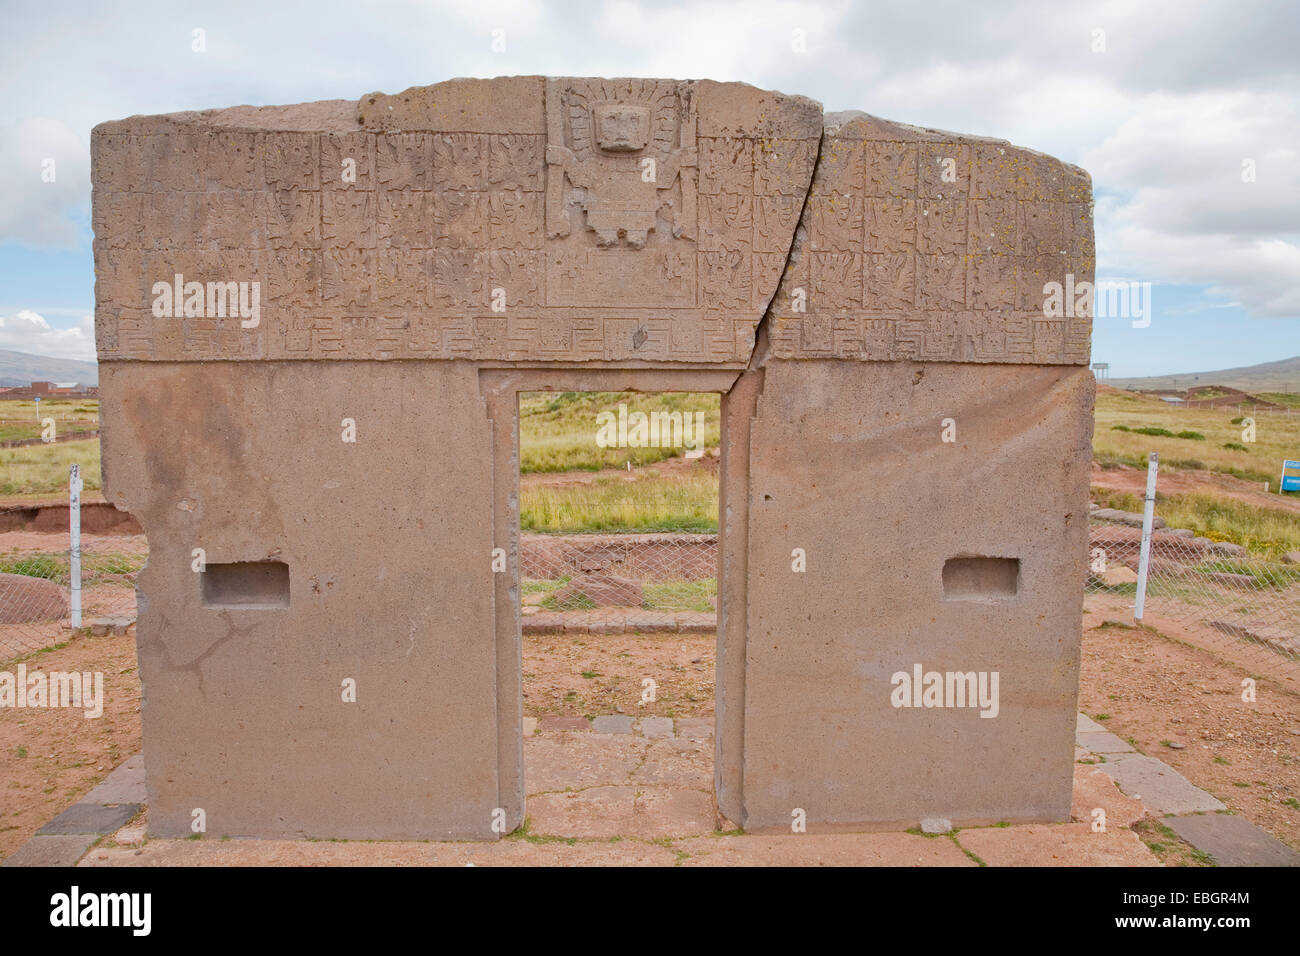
left=1078, top=606, right=1300, bottom=852
left=0, top=630, right=142, bottom=859
left=0, top=530, right=147, bottom=556
left=522, top=632, right=715, bottom=718
left=1091, top=462, right=1300, bottom=514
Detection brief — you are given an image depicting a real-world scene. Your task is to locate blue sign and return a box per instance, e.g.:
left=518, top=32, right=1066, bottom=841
left=1282, top=459, right=1300, bottom=493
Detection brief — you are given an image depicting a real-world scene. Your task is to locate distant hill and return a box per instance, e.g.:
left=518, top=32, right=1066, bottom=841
left=0, top=349, right=98, bottom=388
left=1108, top=356, right=1300, bottom=394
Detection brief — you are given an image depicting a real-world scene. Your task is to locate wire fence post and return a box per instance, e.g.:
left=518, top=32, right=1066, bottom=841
left=69, top=462, right=83, bottom=628
left=1134, top=451, right=1158, bottom=623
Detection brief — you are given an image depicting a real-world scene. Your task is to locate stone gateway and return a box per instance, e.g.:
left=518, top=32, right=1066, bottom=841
left=91, top=77, right=1095, bottom=839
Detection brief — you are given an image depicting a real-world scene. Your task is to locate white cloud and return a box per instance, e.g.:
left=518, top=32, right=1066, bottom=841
left=1086, top=91, right=1300, bottom=317
left=0, top=117, right=89, bottom=248
left=0, top=310, right=96, bottom=361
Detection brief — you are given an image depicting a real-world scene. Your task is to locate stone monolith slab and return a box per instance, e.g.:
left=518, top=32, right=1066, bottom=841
left=91, top=76, right=1094, bottom=839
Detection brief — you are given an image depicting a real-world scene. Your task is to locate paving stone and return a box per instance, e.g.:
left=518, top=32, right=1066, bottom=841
left=1071, top=765, right=1147, bottom=828
left=956, top=823, right=1157, bottom=866
left=675, top=832, right=976, bottom=867
left=2, top=834, right=98, bottom=867
left=85, top=753, right=146, bottom=805
left=521, top=717, right=538, bottom=736
left=80, top=836, right=679, bottom=867
left=527, top=785, right=714, bottom=840
left=1076, top=730, right=1136, bottom=754
left=38, top=802, right=140, bottom=836
left=629, top=738, right=713, bottom=790
left=628, top=788, right=715, bottom=839
left=524, top=734, right=646, bottom=794
left=1095, top=755, right=1226, bottom=814
left=1076, top=713, right=1106, bottom=734
left=591, top=715, right=635, bottom=734
left=537, top=715, right=590, bottom=732
left=638, top=716, right=673, bottom=738
left=1165, top=814, right=1300, bottom=867
left=675, top=717, right=714, bottom=739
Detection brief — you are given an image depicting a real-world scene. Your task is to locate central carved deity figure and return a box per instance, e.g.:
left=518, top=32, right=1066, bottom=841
left=545, top=82, right=697, bottom=249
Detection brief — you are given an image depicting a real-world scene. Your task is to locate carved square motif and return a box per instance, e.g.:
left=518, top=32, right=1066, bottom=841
left=322, top=191, right=376, bottom=248
left=486, top=190, right=543, bottom=249
left=861, top=316, right=899, bottom=357
left=377, top=190, right=433, bottom=248
left=698, top=138, right=752, bottom=196
left=754, top=140, right=816, bottom=195
left=917, top=254, right=965, bottom=310
left=264, top=190, right=320, bottom=249
left=864, top=143, right=917, bottom=197
left=432, top=249, right=486, bottom=311
left=968, top=255, right=1017, bottom=311
left=863, top=252, right=915, bottom=311
left=811, top=139, right=864, bottom=195
left=812, top=252, right=862, bottom=311
left=376, top=248, right=432, bottom=308
left=262, top=133, right=318, bottom=190
left=700, top=250, right=751, bottom=312
left=487, top=249, right=542, bottom=309
left=917, top=144, right=969, bottom=200
left=1018, top=202, right=1065, bottom=256
left=700, top=194, right=753, bottom=251
left=1017, top=254, right=1068, bottom=312
left=205, top=132, right=260, bottom=191
left=376, top=133, right=433, bottom=190
left=810, top=192, right=863, bottom=253
left=487, top=135, right=544, bottom=191
left=753, top=194, right=801, bottom=252
left=320, top=133, right=374, bottom=191
left=969, top=199, right=1017, bottom=255
left=434, top=191, right=489, bottom=248
left=970, top=144, right=1018, bottom=200
left=865, top=197, right=916, bottom=254
left=433, top=134, right=487, bottom=191
left=321, top=248, right=372, bottom=307
left=917, top=199, right=967, bottom=255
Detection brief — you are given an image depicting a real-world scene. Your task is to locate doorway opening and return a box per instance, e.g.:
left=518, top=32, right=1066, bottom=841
left=517, top=388, right=722, bottom=839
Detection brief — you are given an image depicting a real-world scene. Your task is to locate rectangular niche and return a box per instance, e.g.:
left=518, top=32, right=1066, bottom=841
left=942, top=556, right=1020, bottom=600
left=201, top=561, right=290, bottom=609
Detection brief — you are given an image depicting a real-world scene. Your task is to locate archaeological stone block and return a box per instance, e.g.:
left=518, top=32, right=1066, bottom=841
left=91, top=76, right=1094, bottom=840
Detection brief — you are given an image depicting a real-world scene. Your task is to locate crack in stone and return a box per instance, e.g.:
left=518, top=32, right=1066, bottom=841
left=745, top=124, right=826, bottom=373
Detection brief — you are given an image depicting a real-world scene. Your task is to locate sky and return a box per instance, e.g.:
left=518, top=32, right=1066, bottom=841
left=0, top=0, right=1296, bottom=378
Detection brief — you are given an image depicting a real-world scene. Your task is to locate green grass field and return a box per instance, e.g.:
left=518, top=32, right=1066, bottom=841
left=522, top=471, right=717, bottom=533
left=0, top=438, right=101, bottom=498
left=0, top=398, right=98, bottom=443
left=1091, top=487, right=1300, bottom=558
left=1094, top=388, right=1300, bottom=486
left=519, top=391, right=720, bottom=473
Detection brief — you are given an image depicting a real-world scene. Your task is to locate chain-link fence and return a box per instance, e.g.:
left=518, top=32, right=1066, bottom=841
left=0, top=466, right=140, bottom=662
left=1085, top=454, right=1300, bottom=669
left=520, top=531, right=717, bottom=633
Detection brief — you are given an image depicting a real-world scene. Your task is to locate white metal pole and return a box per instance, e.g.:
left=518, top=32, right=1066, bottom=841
left=1134, top=452, right=1158, bottom=623
left=69, top=463, right=82, bottom=628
